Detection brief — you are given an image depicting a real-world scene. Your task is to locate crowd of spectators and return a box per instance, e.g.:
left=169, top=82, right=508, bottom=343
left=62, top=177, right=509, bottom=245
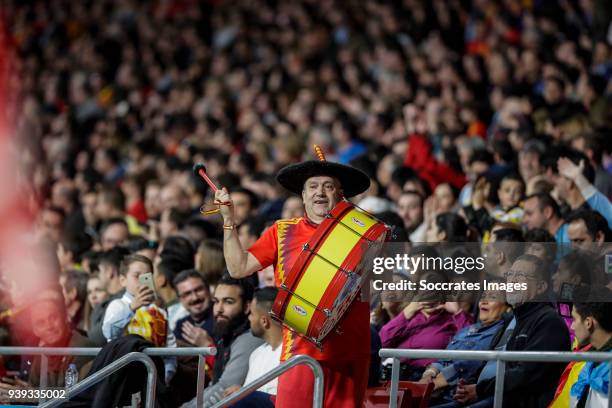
left=0, top=0, right=611, bottom=406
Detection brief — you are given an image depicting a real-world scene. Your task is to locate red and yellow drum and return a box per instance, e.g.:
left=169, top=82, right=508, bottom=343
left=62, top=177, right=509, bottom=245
left=271, top=200, right=389, bottom=348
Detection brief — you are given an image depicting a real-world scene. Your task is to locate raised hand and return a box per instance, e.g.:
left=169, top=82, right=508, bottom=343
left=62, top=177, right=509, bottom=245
left=181, top=321, right=213, bottom=347
left=557, top=157, right=584, bottom=181
left=214, top=187, right=235, bottom=223
left=130, top=286, right=155, bottom=311
left=402, top=302, right=425, bottom=320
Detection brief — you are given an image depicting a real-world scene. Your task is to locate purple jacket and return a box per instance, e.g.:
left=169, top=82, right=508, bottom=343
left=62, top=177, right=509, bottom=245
left=379, top=310, right=459, bottom=367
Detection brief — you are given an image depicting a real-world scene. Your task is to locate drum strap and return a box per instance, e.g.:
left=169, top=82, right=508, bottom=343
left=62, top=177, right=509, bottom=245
left=276, top=218, right=302, bottom=285
left=276, top=218, right=303, bottom=360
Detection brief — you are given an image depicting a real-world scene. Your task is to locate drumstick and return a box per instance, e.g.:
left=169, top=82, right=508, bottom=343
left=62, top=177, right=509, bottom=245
left=193, top=164, right=232, bottom=213
left=192, top=163, right=218, bottom=192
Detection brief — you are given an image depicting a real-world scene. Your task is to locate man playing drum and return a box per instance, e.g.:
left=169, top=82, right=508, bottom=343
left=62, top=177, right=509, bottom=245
left=215, top=156, right=372, bottom=407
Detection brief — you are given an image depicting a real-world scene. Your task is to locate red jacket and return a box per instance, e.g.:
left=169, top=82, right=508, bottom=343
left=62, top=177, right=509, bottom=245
left=403, top=133, right=467, bottom=191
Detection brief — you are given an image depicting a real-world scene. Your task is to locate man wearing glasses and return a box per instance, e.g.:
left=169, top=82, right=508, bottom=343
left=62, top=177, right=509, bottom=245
left=173, top=269, right=214, bottom=345
left=452, top=254, right=571, bottom=406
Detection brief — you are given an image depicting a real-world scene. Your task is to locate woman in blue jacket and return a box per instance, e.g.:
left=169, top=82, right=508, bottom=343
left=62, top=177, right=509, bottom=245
left=420, top=288, right=510, bottom=405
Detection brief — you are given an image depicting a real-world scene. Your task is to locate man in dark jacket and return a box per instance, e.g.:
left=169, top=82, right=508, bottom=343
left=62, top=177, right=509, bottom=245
left=453, top=254, right=571, bottom=407
left=168, top=270, right=214, bottom=405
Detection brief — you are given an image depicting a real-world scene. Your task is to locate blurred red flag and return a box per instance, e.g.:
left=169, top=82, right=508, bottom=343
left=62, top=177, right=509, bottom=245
left=0, top=10, right=59, bottom=336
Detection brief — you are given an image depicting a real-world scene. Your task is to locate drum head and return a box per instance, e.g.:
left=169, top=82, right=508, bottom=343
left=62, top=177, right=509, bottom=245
left=272, top=201, right=390, bottom=344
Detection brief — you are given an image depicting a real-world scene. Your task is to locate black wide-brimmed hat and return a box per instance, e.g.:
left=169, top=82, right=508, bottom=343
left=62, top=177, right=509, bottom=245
left=276, top=146, right=370, bottom=197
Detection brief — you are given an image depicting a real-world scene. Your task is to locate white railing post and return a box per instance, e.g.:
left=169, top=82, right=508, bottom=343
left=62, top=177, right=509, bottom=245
left=389, top=357, right=400, bottom=408
left=493, top=358, right=505, bottom=408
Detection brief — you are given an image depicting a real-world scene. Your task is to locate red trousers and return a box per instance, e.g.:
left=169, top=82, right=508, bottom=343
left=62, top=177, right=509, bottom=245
left=275, top=359, right=369, bottom=408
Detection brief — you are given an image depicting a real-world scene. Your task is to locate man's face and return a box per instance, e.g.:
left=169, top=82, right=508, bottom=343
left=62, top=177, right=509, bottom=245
left=51, top=183, right=68, bottom=209
left=505, top=259, right=545, bottom=306
left=544, top=79, right=563, bottom=105
left=40, top=210, right=63, bottom=242
left=213, top=284, right=246, bottom=334
left=161, top=184, right=188, bottom=213
left=31, top=301, right=69, bottom=346
left=377, top=155, right=396, bottom=187
left=518, top=151, right=542, bottom=182
left=568, top=219, right=599, bottom=251
left=497, top=179, right=523, bottom=210
left=82, top=192, right=98, bottom=225
left=231, top=192, right=253, bottom=226
left=433, top=184, right=455, bottom=213
left=87, top=277, right=108, bottom=308
left=97, top=262, right=115, bottom=290
left=570, top=305, right=591, bottom=346
left=120, top=261, right=152, bottom=297
left=483, top=243, right=502, bottom=275
left=398, top=193, right=423, bottom=231
left=101, top=223, right=129, bottom=250
left=248, top=298, right=265, bottom=338
left=301, top=176, right=342, bottom=221
left=145, top=185, right=161, bottom=219
left=177, top=277, right=210, bottom=320
left=522, top=197, right=547, bottom=230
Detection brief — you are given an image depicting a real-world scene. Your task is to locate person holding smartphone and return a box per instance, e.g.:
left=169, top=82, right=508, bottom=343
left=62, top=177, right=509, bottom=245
left=102, top=254, right=156, bottom=341
left=101, top=254, right=178, bottom=383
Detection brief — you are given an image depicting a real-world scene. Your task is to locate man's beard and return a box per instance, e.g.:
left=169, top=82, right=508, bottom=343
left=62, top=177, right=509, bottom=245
left=213, top=313, right=248, bottom=339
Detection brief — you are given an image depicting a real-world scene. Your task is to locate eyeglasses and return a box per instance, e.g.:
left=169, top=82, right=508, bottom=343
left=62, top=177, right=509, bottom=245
left=178, top=285, right=208, bottom=299
left=503, top=270, right=539, bottom=281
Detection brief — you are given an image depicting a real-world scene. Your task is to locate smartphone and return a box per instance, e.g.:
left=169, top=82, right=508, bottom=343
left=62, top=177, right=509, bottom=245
left=138, top=273, right=156, bottom=294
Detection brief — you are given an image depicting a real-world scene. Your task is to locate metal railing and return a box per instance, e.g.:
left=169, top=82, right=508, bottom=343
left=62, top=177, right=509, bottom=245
left=211, top=355, right=324, bottom=408
left=0, top=346, right=216, bottom=406
left=380, top=348, right=612, bottom=408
